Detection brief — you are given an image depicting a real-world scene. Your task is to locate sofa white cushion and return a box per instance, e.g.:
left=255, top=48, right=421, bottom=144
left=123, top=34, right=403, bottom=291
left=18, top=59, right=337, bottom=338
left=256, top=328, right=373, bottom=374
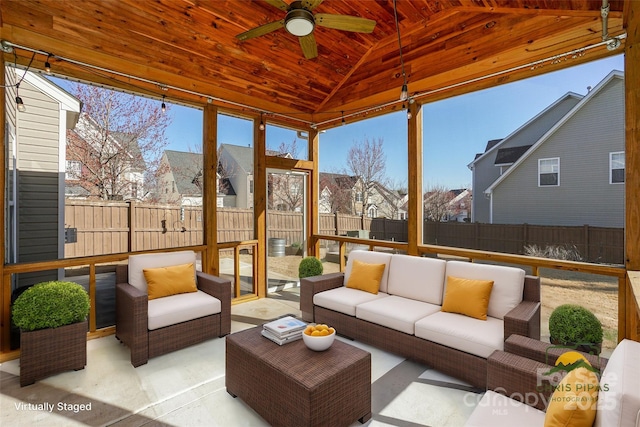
left=344, top=250, right=393, bottom=293
left=387, top=255, right=447, bottom=305
left=414, top=311, right=504, bottom=358
left=355, top=295, right=441, bottom=335
left=445, top=261, right=525, bottom=320
left=464, top=390, right=545, bottom=427
left=147, top=290, right=221, bottom=330
left=128, top=251, right=197, bottom=293
left=314, top=287, right=389, bottom=317
left=594, top=339, right=640, bottom=427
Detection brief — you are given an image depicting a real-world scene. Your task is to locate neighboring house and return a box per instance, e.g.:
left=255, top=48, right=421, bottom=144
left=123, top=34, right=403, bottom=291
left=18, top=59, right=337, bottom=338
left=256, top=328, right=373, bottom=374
left=318, top=172, right=406, bottom=219
left=6, top=69, right=81, bottom=287
left=218, top=143, right=292, bottom=209
left=218, top=144, right=255, bottom=209
left=469, top=70, right=624, bottom=227
left=469, top=91, right=583, bottom=223
left=157, top=150, right=205, bottom=206
left=65, top=113, right=145, bottom=201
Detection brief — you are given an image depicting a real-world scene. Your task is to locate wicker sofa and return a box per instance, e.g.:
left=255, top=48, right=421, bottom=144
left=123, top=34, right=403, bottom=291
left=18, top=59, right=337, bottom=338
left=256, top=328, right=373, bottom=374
left=116, top=251, right=231, bottom=367
left=300, top=250, right=541, bottom=388
left=466, top=338, right=640, bottom=426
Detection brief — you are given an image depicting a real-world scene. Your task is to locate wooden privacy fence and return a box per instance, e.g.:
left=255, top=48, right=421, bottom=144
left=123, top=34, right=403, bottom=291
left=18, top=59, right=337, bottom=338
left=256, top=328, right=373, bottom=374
left=64, top=201, right=624, bottom=264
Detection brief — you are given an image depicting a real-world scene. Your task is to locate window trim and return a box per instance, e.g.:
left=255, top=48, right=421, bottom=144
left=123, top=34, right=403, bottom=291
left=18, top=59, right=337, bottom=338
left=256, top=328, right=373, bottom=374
left=65, top=160, right=82, bottom=180
left=609, top=151, right=625, bottom=184
left=538, top=157, right=560, bottom=187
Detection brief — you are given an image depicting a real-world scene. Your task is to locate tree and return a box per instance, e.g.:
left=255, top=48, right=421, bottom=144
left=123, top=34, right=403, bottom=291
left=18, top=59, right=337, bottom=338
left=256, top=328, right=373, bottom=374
left=319, top=172, right=354, bottom=214
left=66, top=84, right=172, bottom=201
left=345, top=137, right=387, bottom=215
left=423, top=185, right=456, bottom=222
left=268, top=139, right=303, bottom=211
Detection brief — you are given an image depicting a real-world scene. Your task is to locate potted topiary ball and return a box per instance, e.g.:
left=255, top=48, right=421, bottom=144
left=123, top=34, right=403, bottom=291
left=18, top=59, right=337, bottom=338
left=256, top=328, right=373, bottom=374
left=548, top=304, right=603, bottom=355
left=299, top=256, right=323, bottom=279
left=12, top=280, right=90, bottom=386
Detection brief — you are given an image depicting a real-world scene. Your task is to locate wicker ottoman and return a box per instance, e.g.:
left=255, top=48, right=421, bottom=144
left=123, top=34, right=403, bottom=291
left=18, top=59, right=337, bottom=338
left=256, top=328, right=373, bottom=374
left=226, top=326, right=371, bottom=427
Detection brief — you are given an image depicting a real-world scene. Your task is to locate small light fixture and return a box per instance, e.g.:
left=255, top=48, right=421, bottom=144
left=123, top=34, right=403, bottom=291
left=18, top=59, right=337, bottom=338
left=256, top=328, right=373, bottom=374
left=44, top=54, right=52, bottom=74
left=161, top=95, right=166, bottom=113
left=341, top=111, right=346, bottom=126
left=259, top=113, right=265, bottom=131
left=285, top=4, right=315, bottom=37
left=16, top=83, right=26, bottom=112
left=400, top=83, right=408, bottom=101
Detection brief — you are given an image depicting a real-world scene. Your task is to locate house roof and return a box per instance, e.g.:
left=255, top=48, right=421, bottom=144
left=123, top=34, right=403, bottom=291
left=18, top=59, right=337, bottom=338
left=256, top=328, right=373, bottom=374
left=164, top=150, right=204, bottom=196
left=20, top=70, right=82, bottom=129
left=2, top=1, right=625, bottom=128
left=486, top=70, right=624, bottom=193
left=468, top=91, right=584, bottom=170
left=319, top=172, right=358, bottom=190
left=494, top=145, right=533, bottom=166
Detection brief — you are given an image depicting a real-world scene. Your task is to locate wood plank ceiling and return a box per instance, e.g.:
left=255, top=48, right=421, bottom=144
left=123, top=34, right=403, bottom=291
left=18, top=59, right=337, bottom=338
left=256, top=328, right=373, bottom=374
left=0, top=0, right=626, bottom=128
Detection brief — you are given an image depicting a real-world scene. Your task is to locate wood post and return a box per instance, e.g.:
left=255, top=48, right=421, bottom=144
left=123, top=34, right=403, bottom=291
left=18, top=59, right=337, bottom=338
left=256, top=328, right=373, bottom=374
left=623, top=0, right=640, bottom=340
left=407, top=101, right=422, bottom=256
left=203, top=105, right=218, bottom=275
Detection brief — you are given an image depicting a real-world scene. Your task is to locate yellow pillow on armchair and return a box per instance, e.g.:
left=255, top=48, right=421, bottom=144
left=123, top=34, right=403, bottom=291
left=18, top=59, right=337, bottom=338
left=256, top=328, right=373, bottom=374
left=144, top=263, right=197, bottom=300
left=441, top=276, right=494, bottom=320
left=345, top=259, right=386, bottom=294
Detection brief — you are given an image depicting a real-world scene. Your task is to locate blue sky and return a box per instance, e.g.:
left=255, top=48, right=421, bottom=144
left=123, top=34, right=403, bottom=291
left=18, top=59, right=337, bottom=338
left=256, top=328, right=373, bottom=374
left=53, top=54, right=624, bottom=190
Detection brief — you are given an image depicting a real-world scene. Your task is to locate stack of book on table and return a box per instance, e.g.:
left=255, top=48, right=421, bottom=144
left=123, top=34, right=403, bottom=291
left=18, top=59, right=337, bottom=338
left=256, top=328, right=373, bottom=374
left=261, top=315, right=307, bottom=345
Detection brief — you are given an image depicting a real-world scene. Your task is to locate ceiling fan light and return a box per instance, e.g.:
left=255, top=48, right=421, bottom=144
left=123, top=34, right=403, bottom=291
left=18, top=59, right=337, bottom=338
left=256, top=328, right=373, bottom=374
left=285, top=9, right=315, bottom=37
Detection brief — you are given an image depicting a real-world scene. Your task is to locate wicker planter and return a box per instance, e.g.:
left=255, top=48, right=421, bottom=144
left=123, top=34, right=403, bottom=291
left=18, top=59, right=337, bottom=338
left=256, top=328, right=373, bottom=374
left=19, top=320, right=88, bottom=387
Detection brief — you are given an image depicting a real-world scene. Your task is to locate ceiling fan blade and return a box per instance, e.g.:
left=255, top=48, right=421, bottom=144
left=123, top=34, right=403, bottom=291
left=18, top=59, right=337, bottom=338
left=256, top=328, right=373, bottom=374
left=263, top=0, right=288, bottom=11
left=236, top=20, right=284, bottom=41
left=299, top=33, right=318, bottom=59
left=301, top=0, right=324, bottom=11
left=315, top=14, right=377, bottom=33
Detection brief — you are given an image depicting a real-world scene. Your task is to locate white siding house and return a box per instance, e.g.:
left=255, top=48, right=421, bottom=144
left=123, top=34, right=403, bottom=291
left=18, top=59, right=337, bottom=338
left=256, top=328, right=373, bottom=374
left=7, top=69, right=81, bottom=287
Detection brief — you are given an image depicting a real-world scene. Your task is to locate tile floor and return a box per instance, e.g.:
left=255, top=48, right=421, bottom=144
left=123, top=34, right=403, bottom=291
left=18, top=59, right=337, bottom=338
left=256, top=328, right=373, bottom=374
left=0, top=293, right=482, bottom=426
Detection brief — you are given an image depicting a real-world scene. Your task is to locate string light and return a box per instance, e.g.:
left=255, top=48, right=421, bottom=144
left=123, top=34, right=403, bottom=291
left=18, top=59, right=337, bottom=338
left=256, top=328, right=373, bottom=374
left=44, top=54, right=52, bottom=74
left=161, top=94, right=166, bottom=113
left=259, top=112, right=265, bottom=131
left=341, top=111, right=345, bottom=126
left=394, top=0, right=408, bottom=101
left=16, top=83, right=26, bottom=112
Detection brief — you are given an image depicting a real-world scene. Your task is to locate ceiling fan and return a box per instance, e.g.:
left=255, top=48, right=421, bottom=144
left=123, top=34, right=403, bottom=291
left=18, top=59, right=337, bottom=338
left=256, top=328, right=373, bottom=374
left=236, top=0, right=377, bottom=59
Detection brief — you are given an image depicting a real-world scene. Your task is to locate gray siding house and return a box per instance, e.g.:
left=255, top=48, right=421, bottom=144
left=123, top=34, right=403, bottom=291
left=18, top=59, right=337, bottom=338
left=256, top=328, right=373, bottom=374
left=475, top=71, right=624, bottom=227
left=469, top=92, right=583, bottom=223
left=158, top=150, right=204, bottom=206
left=7, top=69, right=81, bottom=287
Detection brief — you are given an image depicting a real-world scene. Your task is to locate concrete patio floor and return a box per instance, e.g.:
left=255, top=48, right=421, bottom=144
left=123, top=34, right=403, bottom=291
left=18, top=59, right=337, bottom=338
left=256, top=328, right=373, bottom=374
left=0, top=290, right=482, bottom=426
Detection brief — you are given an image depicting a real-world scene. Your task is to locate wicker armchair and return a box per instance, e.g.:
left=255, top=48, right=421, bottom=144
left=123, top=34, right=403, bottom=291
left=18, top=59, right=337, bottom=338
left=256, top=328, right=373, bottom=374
left=115, top=251, right=231, bottom=367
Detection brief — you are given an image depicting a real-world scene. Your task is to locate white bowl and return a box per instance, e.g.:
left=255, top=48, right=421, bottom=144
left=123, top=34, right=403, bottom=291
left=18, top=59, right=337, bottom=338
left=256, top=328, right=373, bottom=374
left=302, top=329, right=336, bottom=351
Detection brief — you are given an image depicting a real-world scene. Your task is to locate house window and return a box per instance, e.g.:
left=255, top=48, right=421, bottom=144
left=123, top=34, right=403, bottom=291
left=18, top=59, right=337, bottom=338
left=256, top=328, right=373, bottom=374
left=65, top=160, right=81, bottom=180
left=355, top=192, right=363, bottom=202
left=610, top=152, right=625, bottom=184
left=131, top=182, right=138, bottom=199
left=367, top=205, right=377, bottom=218
left=538, top=158, right=559, bottom=186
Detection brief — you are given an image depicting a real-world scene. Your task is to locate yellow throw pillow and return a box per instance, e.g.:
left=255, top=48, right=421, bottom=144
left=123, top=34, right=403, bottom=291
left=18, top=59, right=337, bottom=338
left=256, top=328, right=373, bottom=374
left=441, top=276, right=494, bottom=320
left=345, top=259, right=386, bottom=294
left=144, top=263, right=197, bottom=300
left=544, top=356, right=599, bottom=427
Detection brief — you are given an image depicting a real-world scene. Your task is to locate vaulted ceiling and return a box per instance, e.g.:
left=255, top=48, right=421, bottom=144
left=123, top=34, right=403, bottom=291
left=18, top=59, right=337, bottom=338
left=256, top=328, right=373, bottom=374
left=0, top=0, right=626, bottom=128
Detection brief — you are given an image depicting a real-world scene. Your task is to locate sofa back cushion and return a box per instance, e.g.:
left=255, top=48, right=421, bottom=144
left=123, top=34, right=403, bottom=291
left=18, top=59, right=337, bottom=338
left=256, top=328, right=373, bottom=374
left=128, top=251, right=197, bottom=293
left=594, top=339, right=640, bottom=427
left=387, top=255, right=446, bottom=304
left=344, top=250, right=393, bottom=293
left=444, top=261, right=525, bottom=320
